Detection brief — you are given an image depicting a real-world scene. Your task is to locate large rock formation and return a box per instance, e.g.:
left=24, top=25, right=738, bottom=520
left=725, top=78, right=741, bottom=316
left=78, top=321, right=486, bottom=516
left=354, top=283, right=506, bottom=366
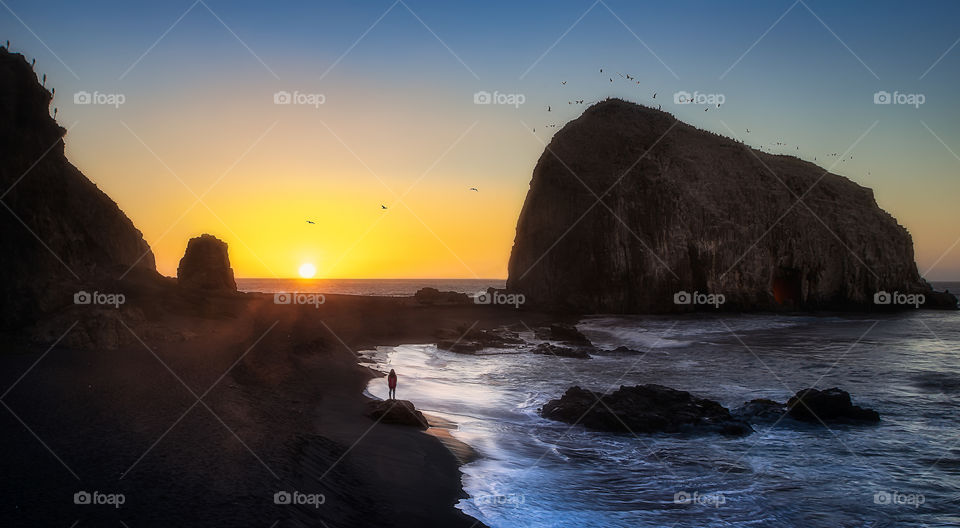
left=507, top=99, right=954, bottom=312
left=176, top=234, right=237, bottom=291
left=0, top=47, right=158, bottom=328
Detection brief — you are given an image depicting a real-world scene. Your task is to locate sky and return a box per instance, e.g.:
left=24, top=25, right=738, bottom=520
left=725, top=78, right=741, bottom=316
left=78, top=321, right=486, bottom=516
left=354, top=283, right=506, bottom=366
left=2, top=0, right=959, bottom=279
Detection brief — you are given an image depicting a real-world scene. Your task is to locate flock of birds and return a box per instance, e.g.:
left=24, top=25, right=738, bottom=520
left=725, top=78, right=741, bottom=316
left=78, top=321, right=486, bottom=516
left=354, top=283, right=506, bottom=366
left=0, top=40, right=868, bottom=219
left=536, top=66, right=864, bottom=172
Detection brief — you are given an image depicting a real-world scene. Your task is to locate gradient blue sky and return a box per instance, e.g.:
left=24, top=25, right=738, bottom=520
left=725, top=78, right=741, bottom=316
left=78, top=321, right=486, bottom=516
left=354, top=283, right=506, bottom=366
left=3, top=0, right=959, bottom=279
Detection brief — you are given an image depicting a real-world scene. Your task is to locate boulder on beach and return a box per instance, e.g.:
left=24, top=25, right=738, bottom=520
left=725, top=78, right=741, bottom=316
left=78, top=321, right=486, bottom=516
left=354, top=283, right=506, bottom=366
left=506, top=98, right=956, bottom=313
left=365, top=399, right=429, bottom=429
left=541, top=385, right=752, bottom=436
left=176, top=234, right=237, bottom=291
left=786, top=388, right=880, bottom=423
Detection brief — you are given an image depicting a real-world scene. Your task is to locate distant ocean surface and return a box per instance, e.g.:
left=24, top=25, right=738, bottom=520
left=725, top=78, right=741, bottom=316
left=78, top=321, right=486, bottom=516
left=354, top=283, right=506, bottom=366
left=236, top=278, right=506, bottom=297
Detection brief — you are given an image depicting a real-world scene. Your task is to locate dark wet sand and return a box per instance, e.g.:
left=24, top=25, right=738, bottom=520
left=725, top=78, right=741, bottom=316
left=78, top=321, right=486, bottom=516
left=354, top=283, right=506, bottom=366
left=0, top=291, right=563, bottom=527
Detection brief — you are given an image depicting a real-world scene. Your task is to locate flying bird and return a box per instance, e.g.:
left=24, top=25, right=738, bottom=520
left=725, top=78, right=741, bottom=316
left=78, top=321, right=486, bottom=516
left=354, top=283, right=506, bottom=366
left=561, top=81, right=566, bottom=85
left=381, top=204, right=387, bottom=210
left=746, top=128, right=750, bottom=133
left=547, top=105, right=551, bottom=112
left=469, top=187, right=479, bottom=192
left=652, top=92, right=657, bottom=99
left=599, top=68, right=603, bottom=73
left=306, top=220, right=315, bottom=224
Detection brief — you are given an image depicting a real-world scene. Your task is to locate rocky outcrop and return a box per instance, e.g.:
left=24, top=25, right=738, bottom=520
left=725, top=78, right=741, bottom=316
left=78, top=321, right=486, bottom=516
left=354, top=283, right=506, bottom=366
left=541, top=385, right=752, bottom=436
left=531, top=343, right=592, bottom=359
left=434, top=326, right=524, bottom=354
left=0, top=48, right=158, bottom=329
left=732, top=398, right=788, bottom=423
left=176, top=234, right=236, bottom=291
left=365, top=399, right=429, bottom=429
left=786, top=387, right=880, bottom=423
left=507, top=98, right=955, bottom=313
left=534, top=323, right=592, bottom=346
left=414, top=287, right=471, bottom=305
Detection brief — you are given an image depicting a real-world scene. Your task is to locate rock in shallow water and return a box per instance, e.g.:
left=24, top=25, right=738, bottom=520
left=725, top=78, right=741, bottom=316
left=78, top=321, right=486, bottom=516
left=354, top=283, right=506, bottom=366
left=365, top=399, right=429, bottom=429
left=541, top=385, right=752, bottom=436
left=786, top=387, right=880, bottom=423
left=531, top=343, right=592, bottom=359
left=732, top=398, right=788, bottom=423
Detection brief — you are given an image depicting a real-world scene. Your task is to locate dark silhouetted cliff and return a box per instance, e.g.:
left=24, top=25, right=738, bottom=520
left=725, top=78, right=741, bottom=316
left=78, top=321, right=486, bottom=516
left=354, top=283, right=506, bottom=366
left=0, top=47, right=158, bottom=328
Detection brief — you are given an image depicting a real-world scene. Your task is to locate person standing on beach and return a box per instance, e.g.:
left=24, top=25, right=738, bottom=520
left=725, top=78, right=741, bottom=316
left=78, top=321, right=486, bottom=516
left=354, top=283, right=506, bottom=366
left=387, top=369, right=397, bottom=400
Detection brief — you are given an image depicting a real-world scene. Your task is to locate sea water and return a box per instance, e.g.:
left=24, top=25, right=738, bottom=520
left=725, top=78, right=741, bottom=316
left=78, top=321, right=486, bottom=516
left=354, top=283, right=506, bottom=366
left=361, top=309, right=960, bottom=527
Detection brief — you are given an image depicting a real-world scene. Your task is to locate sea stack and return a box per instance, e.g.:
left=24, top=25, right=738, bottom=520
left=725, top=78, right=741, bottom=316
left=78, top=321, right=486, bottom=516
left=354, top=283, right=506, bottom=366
left=507, top=99, right=954, bottom=313
left=176, top=234, right=237, bottom=291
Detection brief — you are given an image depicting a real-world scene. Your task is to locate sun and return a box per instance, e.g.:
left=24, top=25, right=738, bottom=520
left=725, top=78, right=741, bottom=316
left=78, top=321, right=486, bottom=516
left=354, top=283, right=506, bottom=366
left=298, top=262, right=317, bottom=279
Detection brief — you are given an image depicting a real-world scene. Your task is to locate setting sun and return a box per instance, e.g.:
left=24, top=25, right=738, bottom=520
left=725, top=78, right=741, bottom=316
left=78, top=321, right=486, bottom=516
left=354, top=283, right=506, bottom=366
left=298, top=262, right=317, bottom=279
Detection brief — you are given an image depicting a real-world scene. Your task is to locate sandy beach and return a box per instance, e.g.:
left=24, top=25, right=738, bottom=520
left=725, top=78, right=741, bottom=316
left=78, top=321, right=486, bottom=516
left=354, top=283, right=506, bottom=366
left=0, top=292, right=561, bottom=527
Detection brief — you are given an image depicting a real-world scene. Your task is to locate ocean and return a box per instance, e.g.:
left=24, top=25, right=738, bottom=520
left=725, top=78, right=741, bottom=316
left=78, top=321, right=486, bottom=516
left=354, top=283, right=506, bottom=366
left=242, top=278, right=960, bottom=526
left=353, top=282, right=960, bottom=528
left=236, top=278, right=505, bottom=297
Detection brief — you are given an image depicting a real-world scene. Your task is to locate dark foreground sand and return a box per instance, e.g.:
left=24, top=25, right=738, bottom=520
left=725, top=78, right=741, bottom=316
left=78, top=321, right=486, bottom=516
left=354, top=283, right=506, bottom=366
left=0, top=292, right=563, bottom=527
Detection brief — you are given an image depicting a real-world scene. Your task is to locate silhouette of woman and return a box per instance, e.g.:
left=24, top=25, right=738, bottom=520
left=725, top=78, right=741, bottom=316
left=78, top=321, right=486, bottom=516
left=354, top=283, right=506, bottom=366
left=387, top=369, right=397, bottom=400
